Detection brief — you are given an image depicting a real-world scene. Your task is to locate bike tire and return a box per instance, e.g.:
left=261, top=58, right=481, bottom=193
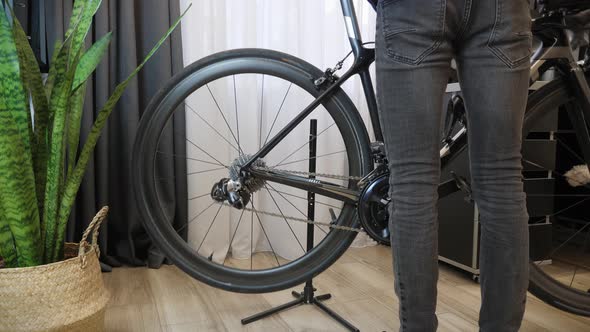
left=524, top=75, right=590, bottom=316
left=132, top=48, right=372, bottom=293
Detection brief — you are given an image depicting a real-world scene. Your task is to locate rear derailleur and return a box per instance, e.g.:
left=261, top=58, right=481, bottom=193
left=211, top=178, right=251, bottom=209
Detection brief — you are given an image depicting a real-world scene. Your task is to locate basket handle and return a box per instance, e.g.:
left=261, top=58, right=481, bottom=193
left=79, top=206, right=109, bottom=268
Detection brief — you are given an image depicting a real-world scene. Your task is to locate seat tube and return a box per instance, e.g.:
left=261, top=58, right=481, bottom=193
left=340, top=0, right=364, bottom=58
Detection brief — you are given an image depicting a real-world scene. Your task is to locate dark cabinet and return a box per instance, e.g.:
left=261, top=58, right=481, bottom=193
left=437, top=91, right=556, bottom=278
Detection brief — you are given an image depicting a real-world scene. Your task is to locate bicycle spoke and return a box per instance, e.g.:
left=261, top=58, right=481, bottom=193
left=273, top=122, right=336, bottom=168
left=568, top=217, right=590, bottom=287
left=263, top=83, right=292, bottom=146
left=186, top=137, right=227, bottom=168
left=540, top=221, right=590, bottom=265
left=223, top=209, right=246, bottom=266
left=251, top=198, right=281, bottom=267
left=156, top=151, right=228, bottom=167
left=545, top=197, right=590, bottom=221
left=265, top=186, right=343, bottom=210
left=233, top=75, right=242, bottom=153
left=258, top=75, right=265, bottom=150
left=569, top=268, right=579, bottom=288
left=266, top=183, right=329, bottom=235
left=206, top=84, right=242, bottom=152
left=568, top=228, right=590, bottom=287
left=185, top=102, right=241, bottom=154
left=556, top=136, right=585, bottom=164
left=197, top=204, right=224, bottom=253
left=188, top=193, right=212, bottom=201
left=264, top=184, right=306, bottom=253
left=158, top=167, right=227, bottom=182
left=188, top=167, right=228, bottom=176
left=176, top=201, right=217, bottom=233
left=274, top=150, right=347, bottom=168
left=250, top=205, right=254, bottom=270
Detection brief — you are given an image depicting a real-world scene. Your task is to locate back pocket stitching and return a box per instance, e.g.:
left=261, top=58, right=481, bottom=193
left=384, top=27, right=418, bottom=39
left=486, top=0, right=531, bottom=68
left=379, top=0, right=445, bottom=65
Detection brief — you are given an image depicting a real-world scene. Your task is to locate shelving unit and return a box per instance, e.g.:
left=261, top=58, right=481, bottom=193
left=437, top=89, right=556, bottom=279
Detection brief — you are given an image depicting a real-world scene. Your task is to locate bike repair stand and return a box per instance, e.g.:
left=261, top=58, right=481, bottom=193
left=241, top=119, right=359, bottom=332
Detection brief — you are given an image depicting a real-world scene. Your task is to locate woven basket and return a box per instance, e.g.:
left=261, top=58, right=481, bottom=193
left=0, top=207, right=111, bottom=332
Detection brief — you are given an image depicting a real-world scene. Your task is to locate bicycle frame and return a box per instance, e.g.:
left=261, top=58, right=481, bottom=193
left=243, top=0, right=379, bottom=168
left=244, top=0, right=590, bottom=205
left=242, top=0, right=383, bottom=204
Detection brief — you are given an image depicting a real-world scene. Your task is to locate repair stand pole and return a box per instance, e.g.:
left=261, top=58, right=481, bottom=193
left=241, top=119, right=358, bottom=332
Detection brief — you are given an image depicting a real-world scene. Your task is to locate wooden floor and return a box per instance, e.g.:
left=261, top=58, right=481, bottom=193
left=103, top=245, right=590, bottom=331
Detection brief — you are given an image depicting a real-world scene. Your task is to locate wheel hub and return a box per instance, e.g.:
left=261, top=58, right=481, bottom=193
left=229, top=154, right=266, bottom=193
left=211, top=155, right=266, bottom=209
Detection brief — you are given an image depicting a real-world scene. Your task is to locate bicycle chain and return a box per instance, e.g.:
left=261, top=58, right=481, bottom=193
left=219, top=166, right=365, bottom=233
left=252, top=166, right=364, bottom=181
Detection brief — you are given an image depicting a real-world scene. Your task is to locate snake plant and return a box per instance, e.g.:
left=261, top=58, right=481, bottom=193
left=0, top=0, right=188, bottom=267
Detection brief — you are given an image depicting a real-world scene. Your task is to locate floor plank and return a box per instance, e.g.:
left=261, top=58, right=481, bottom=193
left=103, top=246, right=590, bottom=331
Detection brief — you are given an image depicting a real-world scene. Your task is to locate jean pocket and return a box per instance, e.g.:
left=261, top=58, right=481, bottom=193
left=378, top=0, right=445, bottom=65
left=487, top=0, right=533, bottom=68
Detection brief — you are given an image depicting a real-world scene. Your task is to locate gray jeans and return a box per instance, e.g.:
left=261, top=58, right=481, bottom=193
left=375, top=0, right=532, bottom=331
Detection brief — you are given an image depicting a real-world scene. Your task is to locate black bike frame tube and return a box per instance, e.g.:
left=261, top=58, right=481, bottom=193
left=359, top=67, right=384, bottom=141
left=340, top=0, right=364, bottom=57
left=249, top=168, right=359, bottom=203
left=241, top=0, right=381, bottom=172
left=241, top=66, right=358, bottom=170
left=250, top=165, right=460, bottom=204
left=340, top=0, right=383, bottom=141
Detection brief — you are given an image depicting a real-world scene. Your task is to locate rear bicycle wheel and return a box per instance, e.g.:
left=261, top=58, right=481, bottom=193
left=132, top=49, right=372, bottom=293
left=523, top=76, right=590, bottom=315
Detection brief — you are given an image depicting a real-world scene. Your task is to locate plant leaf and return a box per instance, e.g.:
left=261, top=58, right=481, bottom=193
left=0, top=113, right=41, bottom=267
left=44, top=0, right=94, bottom=98
left=0, top=7, right=41, bottom=266
left=0, top=216, right=18, bottom=268
left=45, top=0, right=103, bottom=262
left=55, top=4, right=191, bottom=260
left=69, top=0, right=102, bottom=67
left=66, top=82, right=86, bottom=177
left=44, top=40, right=62, bottom=98
left=64, top=0, right=87, bottom=41
left=72, top=32, right=112, bottom=92
left=11, top=7, right=50, bottom=225
left=43, top=39, right=81, bottom=262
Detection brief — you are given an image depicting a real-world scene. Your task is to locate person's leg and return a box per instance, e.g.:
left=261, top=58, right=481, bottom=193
left=455, top=1, right=532, bottom=331
left=375, top=0, right=453, bottom=330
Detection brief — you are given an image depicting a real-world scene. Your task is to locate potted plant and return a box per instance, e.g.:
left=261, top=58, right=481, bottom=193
left=0, top=0, right=188, bottom=330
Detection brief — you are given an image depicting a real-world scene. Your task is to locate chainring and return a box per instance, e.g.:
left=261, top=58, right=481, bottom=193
left=358, top=173, right=391, bottom=246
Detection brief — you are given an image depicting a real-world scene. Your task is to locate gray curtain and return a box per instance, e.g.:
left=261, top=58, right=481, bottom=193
left=45, top=0, right=187, bottom=268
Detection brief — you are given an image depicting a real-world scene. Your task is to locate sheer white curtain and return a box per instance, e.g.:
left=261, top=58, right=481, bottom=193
left=178, top=0, right=378, bottom=264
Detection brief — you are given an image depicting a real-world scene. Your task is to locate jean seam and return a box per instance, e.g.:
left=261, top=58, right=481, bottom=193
left=381, top=0, right=446, bottom=66
left=384, top=27, right=418, bottom=39
left=455, top=0, right=472, bottom=43
left=485, top=0, right=530, bottom=68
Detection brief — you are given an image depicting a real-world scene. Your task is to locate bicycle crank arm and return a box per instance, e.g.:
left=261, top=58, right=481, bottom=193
left=437, top=178, right=462, bottom=199
left=249, top=168, right=359, bottom=204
